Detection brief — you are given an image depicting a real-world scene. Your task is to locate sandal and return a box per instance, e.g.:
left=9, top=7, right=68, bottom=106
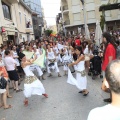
left=24, top=100, right=28, bottom=106
left=58, top=74, right=61, bottom=77
left=83, top=92, right=89, bottom=96
left=16, top=89, right=22, bottom=93
left=4, top=105, right=12, bottom=109
left=42, top=94, right=48, bottom=98
left=78, top=91, right=83, bottom=93
left=7, top=95, right=12, bottom=98
left=48, top=74, right=52, bottom=77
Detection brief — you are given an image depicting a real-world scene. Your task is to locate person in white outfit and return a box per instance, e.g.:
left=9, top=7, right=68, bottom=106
left=84, top=43, right=93, bottom=71
left=68, top=46, right=89, bottom=96
left=62, top=47, right=72, bottom=75
left=46, top=44, right=61, bottom=77
left=20, top=53, right=48, bottom=106
left=26, top=46, right=45, bottom=80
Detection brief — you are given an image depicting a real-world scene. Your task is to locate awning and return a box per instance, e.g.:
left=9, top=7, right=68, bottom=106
left=7, top=31, right=15, bottom=35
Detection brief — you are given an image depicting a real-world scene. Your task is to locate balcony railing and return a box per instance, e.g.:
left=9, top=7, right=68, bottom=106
left=64, top=20, right=70, bottom=25
left=26, top=24, right=33, bottom=33
left=63, top=5, right=68, bottom=11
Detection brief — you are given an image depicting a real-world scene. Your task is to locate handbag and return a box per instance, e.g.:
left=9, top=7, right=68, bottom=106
left=0, top=77, right=7, bottom=89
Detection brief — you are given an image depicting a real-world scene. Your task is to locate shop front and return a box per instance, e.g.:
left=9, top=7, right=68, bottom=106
left=1, top=25, right=17, bottom=46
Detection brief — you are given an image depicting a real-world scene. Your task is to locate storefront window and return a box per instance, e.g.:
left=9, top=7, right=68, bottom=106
left=2, top=2, right=11, bottom=20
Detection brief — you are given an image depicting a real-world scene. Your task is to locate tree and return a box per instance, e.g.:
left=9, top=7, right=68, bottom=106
left=44, top=30, right=53, bottom=36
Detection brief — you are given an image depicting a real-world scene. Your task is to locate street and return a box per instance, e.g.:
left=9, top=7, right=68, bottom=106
left=0, top=66, right=108, bottom=120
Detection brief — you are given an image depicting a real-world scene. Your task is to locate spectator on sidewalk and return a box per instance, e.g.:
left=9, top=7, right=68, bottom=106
left=0, top=71, right=12, bottom=109
left=4, top=50, right=22, bottom=92
left=101, top=32, right=116, bottom=102
left=87, top=59, right=120, bottom=120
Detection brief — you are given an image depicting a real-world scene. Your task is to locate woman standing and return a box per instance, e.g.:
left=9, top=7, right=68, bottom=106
left=68, top=46, right=89, bottom=96
left=20, top=53, right=48, bottom=106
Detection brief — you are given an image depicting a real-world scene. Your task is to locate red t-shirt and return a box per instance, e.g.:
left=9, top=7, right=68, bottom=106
left=75, top=39, right=81, bottom=46
left=102, top=44, right=116, bottom=71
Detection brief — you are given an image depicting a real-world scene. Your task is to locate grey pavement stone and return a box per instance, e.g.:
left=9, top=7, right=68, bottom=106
left=0, top=66, right=108, bottom=120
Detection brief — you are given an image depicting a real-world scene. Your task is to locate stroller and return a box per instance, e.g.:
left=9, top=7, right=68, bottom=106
left=88, top=50, right=103, bottom=80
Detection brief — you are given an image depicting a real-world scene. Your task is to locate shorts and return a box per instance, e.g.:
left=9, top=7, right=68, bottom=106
left=7, top=70, right=19, bottom=81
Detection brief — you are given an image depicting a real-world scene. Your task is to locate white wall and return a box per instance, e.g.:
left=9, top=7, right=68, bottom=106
left=72, top=5, right=81, bottom=13
left=72, top=0, right=80, bottom=6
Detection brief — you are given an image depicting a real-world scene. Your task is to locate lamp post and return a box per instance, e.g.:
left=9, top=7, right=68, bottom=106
left=80, top=0, right=87, bottom=37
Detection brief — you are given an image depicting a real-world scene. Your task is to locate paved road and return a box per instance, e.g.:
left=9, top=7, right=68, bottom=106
left=0, top=66, right=109, bottom=120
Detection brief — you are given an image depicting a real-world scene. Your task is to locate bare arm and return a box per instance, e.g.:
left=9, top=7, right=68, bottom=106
left=69, top=55, right=84, bottom=67
left=21, top=61, right=33, bottom=68
left=108, top=56, right=113, bottom=63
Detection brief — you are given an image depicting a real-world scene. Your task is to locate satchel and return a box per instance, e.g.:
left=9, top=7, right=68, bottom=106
left=0, top=77, right=7, bottom=89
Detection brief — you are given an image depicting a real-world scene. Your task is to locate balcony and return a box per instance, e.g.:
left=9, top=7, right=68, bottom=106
left=26, top=25, right=33, bottom=33
left=26, top=22, right=33, bottom=33
left=64, top=20, right=70, bottom=25
left=26, top=27, right=33, bottom=33
left=63, top=5, right=68, bottom=11
left=63, top=5, right=69, bottom=14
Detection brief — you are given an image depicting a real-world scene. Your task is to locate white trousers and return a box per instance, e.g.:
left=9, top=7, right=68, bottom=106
left=47, top=61, right=60, bottom=73
left=30, top=64, right=43, bottom=76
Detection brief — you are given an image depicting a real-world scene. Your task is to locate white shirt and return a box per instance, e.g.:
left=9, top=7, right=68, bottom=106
left=84, top=47, right=93, bottom=55
left=87, top=104, right=120, bottom=120
left=4, top=56, right=17, bottom=71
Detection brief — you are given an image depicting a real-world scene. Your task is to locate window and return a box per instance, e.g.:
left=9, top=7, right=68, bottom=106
left=19, top=12, right=21, bottom=24
left=87, top=11, right=95, bottom=19
left=73, top=13, right=80, bottom=21
left=2, top=2, right=11, bottom=20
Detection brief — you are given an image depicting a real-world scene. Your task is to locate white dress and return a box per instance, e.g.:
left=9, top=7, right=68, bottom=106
left=75, top=61, right=87, bottom=90
left=13, top=51, right=20, bottom=66
left=84, top=46, right=93, bottom=61
left=34, top=49, right=41, bottom=58
left=63, top=49, right=72, bottom=71
left=23, top=65, right=45, bottom=98
left=47, top=49, right=59, bottom=73
left=53, top=46, right=60, bottom=62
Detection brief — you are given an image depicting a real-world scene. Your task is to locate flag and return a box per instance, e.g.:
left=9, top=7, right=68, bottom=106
left=23, top=51, right=34, bottom=59
left=33, top=49, right=46, bottom=68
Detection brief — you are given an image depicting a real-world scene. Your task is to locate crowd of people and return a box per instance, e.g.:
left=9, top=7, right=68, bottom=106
left=0, top=31, right=120, bottom=119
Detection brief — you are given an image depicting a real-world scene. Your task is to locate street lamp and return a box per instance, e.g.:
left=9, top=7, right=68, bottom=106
left=80, top=0, right=87, bottom=37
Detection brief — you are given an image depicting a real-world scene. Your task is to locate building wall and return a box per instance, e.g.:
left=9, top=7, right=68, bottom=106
left=14, top=2, right=33, bottom=33
left=61, top=0, right=120, bottom=34
left=23, top=0, right=43, bottom=38
left=0, top=0, right=34, bottom=45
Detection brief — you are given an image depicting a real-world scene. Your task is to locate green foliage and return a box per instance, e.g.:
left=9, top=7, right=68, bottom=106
left=44, top=30, right=53, bottom=36
left=100, top=15, right=105, bottom=31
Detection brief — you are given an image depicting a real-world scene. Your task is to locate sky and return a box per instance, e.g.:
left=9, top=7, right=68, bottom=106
left=41, top=0, right=61, bottom=26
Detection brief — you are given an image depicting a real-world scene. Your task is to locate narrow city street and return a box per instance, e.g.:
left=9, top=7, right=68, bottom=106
left=0, top=66, right=108, bottom=120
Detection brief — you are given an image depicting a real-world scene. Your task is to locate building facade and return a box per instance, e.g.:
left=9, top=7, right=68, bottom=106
left=0, top=0, right=34, bottom=46
left=60, top=0, right=120, bottom=35
left=23, top=0, right=43, bottom=39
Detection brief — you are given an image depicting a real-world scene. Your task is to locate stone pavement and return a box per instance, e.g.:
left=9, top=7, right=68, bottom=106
left=0, top=66, right=109, bottom=120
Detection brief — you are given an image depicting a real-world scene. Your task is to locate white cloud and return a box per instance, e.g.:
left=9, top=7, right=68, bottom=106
left=41, top=0, right=61, bottom=26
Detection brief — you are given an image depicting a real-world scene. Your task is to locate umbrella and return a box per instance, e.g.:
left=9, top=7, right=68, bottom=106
left=85, top=25, right=90, bottom=39
left=95, top=20, right=103, bottom=46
